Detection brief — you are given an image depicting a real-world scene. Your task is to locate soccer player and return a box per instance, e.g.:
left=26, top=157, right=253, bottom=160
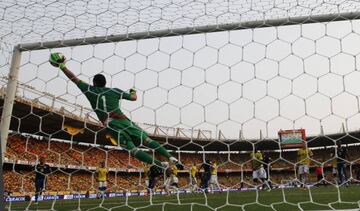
left=262, top=152, right=273, bottom=189
left=95, top=161, right=108, bottom=198
left=34, top=157, right=51, bottom=204
left=209, top=161, right=221, bottom=193
left=336, top=142, right=349, bottom=186
left=251, top=149, right=271, bottom=191
left=147, top=165, right=163, bottom=195
left=199, top=160, right=211, bottom=192
left=315, top=165, right=326, bottom=186
left=163, top=166, right=171, bottom=194
left=297, top=142, right=313, bottom=189
left=143, top=163, right=150, bottom=194
left=163, top=164, right=179, bottom=194
left=170, top=164, right=179, bottom=191
left=49, top=53, right=178, bottom=168
left=330, top=150, right=337, bottom=182
left=189, top=163, right=198, bottom=192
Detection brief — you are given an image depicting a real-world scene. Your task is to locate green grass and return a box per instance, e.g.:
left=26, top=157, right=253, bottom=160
left=6, top=186, right=360, bottom=211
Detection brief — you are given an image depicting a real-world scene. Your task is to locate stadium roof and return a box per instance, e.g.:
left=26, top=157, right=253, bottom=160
left=1, top=97, right=360, bottom=152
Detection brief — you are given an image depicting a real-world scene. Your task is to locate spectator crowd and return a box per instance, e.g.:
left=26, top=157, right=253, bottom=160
left=3, top=134, right=360, bottom=195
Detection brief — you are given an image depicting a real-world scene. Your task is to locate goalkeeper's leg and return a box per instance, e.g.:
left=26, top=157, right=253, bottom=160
left=143, top=137, right=178, bottom=163
left=115, top=138, right=165, bottom=167
left=126, top=140, right=166, bottom=167
left=130, top=147, right=165, bottom=167
left=107, top=123, right=167, bottom=167
left=112, top=119, right=178, bottom=164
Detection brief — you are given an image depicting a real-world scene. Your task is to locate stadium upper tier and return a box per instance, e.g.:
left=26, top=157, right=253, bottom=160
left=1, top=93, right=360, bottom=151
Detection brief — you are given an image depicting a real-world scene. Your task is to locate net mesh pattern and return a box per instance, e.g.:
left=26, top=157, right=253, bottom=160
left=1, top=0, right=360, bottom=211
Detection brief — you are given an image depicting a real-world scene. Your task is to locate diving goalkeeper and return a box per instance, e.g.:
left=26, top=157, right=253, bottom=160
left=49, top=53, right=177, bottom=168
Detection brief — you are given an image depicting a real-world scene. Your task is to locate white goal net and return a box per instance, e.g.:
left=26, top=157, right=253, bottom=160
left=1, top=0, right=360, bottom=211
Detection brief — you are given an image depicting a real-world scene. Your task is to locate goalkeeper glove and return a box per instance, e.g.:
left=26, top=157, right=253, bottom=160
left=49, top=53, right=66, bottom=70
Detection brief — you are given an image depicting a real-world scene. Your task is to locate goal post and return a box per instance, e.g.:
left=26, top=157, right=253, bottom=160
left=0, top=46, right=21, bottom=162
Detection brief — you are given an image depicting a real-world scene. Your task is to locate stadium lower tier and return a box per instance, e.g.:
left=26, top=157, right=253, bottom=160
left=4, top=164, right=360, bottom=196
left=5, top=134, right=360, bottom=170
left=4, top=133, right=360, bottom=196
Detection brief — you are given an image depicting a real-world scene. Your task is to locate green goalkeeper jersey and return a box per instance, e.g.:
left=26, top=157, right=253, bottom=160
left=76, top=81, right=132, bottom=124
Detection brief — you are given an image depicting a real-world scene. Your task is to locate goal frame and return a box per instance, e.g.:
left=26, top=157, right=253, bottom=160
left=3, top=11, right=360, bottom=159
left=2, top=10, right=360, bottom=162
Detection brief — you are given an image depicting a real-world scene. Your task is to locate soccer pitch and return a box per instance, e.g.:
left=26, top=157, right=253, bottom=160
left=6, top=186, right=360, bottom=211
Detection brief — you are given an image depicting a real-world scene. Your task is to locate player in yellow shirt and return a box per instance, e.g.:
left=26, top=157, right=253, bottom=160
left=189, top=163, right=198, bottom=192
left=330, top=150, right=337, bottom=178
left=332, top=159, right=337, bottom=176
left=297, top=142, right=313, bottom=188
left=96, top=161, right=109, bottom=198
left=250, top=149, right=271, bottom=191
left=171, top=164, right=179, bottom=189
left=209, top=161, right=221, bottom=193
left=163, top=164, right=179, bottom=194
left=143, top=164, right=150, bottom=194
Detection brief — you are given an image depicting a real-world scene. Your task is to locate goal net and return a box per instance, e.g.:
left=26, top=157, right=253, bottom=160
left=1, top=0, right=360, bottom=210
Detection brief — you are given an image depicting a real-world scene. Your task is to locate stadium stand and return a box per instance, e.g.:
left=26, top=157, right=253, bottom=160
left=4, top=134, right=360, bottom=195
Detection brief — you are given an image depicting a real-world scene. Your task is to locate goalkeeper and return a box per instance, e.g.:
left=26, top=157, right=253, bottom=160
left=49, top=53, right=178, bottom=168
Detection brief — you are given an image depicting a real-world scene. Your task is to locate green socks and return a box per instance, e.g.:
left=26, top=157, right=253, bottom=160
left=146, top=139, right=172, bottom=159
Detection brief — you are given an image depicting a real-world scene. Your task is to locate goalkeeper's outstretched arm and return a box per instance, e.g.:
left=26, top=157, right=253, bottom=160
left=49, top=53, right=81, bottom=85
left=60, top=65, right=81, bottom=85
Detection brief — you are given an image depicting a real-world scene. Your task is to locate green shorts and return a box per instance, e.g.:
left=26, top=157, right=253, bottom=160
left=106, top=118, right=149, bottom=150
